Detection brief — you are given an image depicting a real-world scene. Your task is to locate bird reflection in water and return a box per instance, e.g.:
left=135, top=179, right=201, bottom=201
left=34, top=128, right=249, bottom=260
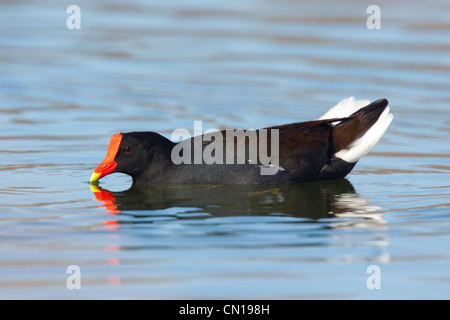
left=90, top=179, right=381, bottom=221
left=90, top=179, right=388, bottom=286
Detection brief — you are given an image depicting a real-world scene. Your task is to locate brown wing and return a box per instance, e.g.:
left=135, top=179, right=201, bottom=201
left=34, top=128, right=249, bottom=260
left=263, top=119, right=336, bottom=181
left=199, top=118, right=341, bottom=181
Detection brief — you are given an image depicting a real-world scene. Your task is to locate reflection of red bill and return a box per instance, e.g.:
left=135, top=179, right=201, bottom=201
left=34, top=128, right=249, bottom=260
left=109, top=276, right=121, bottom=285
left=90, top=134, right=122, bottom=182
left=90, top=184, right=120, bottom=215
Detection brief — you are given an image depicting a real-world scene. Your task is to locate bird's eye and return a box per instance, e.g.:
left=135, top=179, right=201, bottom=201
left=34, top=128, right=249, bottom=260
left=124, top=146, right=132, bottom=153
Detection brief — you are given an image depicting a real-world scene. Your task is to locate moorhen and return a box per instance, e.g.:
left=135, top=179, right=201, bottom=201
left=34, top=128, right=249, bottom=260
left=90, top=97, right=393, bottom=186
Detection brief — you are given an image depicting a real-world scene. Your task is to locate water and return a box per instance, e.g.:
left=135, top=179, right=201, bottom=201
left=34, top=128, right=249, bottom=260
left=1, top=0, right=449, bottom=299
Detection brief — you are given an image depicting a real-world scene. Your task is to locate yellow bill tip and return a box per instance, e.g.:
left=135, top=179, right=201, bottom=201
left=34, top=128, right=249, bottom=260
left=89, top=171, right=101, bottom=183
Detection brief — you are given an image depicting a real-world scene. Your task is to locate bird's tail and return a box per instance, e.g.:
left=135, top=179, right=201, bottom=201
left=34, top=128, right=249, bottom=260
left=322, top=97, right=393, bottom=164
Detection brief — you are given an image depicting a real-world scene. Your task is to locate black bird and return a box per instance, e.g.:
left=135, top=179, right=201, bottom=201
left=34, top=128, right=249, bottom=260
left=90, top=97, right=393, bottom=186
